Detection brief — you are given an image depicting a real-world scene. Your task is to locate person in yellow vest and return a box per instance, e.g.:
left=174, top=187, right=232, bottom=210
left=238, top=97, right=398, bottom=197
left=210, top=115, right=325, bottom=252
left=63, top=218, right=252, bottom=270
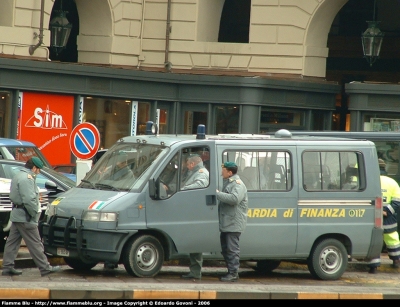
left=368, top=159, right=400, bottom=273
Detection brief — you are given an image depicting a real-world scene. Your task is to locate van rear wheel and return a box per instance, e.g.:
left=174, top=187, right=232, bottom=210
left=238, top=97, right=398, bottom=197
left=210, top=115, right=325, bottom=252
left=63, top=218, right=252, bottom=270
left=63, top=257, right=98, bottom=271
left=307, top=238, right=347, bottom=280
left=123, top=235, right=164, bottom=277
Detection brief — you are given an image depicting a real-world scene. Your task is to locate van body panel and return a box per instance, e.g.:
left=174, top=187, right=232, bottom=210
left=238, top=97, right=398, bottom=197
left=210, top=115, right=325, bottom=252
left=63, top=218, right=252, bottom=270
left=42, top=129, right=383, bottom=280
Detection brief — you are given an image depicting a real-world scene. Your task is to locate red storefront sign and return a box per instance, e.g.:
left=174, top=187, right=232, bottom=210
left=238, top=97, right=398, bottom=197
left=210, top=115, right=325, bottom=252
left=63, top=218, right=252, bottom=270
left=18, top=92, right=74, bottom=166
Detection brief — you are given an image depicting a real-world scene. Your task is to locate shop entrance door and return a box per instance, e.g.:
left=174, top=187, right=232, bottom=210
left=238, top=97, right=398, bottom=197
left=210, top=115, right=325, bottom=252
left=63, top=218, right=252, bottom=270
left=181, top=104, right=208, bottom=134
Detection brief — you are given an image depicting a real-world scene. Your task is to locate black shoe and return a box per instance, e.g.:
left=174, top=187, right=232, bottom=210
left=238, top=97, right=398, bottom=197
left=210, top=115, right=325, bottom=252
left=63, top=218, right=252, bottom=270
left=41, top=266, right=61, bottom=277
left=368, top=267, right=377, bottom=274
left=2, top=268, right=22, bottom=276
left=220, top=273, right=239, bottom=282
left=392, top=260, right=400, bottom=268
left=181, top=273, right=201, bottom=280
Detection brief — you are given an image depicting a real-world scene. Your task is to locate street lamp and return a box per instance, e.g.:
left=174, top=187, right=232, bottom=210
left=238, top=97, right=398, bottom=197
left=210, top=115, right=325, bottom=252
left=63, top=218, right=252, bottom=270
left=361, top=0, right=384, bottom=66
left=49, top=0, right=72, bottom=55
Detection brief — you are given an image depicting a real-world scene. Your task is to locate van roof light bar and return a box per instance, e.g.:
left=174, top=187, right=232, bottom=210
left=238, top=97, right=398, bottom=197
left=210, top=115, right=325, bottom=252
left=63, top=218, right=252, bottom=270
left=146, top=121, right=158, bottom=135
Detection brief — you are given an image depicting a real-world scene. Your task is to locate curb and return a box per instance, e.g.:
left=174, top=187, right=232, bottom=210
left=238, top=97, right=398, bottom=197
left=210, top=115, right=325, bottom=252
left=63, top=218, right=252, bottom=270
left=1, top=288, right=400, bottom=300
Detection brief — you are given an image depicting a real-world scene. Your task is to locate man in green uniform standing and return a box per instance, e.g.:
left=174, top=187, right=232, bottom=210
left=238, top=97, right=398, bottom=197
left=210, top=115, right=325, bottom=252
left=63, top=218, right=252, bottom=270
left=1, top=157, right=61, bottom=277
left=216, top=161, right=248, bottom=282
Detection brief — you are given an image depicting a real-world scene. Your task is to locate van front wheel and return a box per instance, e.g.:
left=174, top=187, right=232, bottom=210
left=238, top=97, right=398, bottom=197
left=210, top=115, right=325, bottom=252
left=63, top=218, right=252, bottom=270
left=307, top=238, right=348, bottom=280
left=123, top=235, right=164, bottom=277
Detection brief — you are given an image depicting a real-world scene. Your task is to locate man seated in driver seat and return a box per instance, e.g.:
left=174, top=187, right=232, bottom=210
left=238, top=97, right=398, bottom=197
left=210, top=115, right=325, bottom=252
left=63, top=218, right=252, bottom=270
left=110, top=153, right=134, bottom=181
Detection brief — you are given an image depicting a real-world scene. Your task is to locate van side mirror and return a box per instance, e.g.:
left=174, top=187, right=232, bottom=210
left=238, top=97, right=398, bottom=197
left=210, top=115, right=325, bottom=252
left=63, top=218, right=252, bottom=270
left=149, top=178, right=157, bottom=199
left=45, top=180, right=58, bottom=192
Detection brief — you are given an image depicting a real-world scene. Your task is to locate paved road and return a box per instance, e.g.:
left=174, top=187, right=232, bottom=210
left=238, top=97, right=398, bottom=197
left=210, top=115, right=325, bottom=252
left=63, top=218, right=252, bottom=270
left=1, top=248, right=400, bottom=299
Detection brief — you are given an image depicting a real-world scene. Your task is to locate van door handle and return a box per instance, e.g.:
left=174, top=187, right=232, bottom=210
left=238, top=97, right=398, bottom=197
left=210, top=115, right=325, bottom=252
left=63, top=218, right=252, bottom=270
left=206, top=195, right=216, bottom=206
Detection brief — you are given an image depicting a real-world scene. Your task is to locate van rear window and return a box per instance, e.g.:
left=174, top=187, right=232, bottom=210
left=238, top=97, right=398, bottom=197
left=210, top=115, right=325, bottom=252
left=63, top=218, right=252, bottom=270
left=302, top=151, right=364, bottom=191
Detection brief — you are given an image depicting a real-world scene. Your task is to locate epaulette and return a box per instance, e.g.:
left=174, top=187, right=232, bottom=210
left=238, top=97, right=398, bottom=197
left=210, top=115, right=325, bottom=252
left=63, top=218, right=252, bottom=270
left=199, top=169, right=204, bottom=173
left=236, top=180, right=241, bottom=184
left=27, top=174, right=33, bottom=180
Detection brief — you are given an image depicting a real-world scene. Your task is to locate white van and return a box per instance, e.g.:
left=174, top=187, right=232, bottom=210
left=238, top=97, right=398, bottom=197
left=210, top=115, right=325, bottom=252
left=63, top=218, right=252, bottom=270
left=42, top=124, right=383, bottom=280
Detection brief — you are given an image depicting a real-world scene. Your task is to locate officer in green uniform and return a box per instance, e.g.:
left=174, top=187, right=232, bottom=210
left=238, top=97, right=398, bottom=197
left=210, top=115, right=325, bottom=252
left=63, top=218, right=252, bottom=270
left=181, top=154, right=209, bottom=280
left=216, top=161, right=248, bottom=282
left=1, top=157, right=61, bottom=277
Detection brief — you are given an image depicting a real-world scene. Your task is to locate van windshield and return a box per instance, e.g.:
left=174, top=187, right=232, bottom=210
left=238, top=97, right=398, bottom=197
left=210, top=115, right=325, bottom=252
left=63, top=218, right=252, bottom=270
left=81, top=143, right=165, bottom=191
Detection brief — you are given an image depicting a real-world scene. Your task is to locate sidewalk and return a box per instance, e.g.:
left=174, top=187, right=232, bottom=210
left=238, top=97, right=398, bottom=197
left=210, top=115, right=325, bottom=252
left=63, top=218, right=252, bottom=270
left=1, top=247, right=399, bottom=300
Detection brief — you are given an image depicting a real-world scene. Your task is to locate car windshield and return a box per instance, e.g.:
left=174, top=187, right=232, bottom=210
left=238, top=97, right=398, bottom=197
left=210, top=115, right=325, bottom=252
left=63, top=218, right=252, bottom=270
left=81, top=143, right=166, bottom=191
left=0, top=146, right=51, bottom=167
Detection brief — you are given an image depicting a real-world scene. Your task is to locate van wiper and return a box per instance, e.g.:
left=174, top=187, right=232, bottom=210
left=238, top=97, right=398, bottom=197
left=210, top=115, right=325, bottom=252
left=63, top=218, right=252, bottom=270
left=81, top=179, right=97, bottom=189
left=95, top=183, right=120, bottom=192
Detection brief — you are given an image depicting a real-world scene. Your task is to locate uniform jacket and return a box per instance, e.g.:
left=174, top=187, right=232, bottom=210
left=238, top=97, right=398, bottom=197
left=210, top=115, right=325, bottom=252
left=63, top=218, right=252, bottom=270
left=181, top=162, right=209, bottom=190
left=9, top=168, right=41, bottom=224
left=381, top=175, right=400, bottom=234
left=217, top=174, right=248, bottom=233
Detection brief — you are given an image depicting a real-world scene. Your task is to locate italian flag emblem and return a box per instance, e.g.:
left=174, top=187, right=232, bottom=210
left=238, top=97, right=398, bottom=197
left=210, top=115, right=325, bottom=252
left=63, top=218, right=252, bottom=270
left=88, top=201, right=106, bottom=210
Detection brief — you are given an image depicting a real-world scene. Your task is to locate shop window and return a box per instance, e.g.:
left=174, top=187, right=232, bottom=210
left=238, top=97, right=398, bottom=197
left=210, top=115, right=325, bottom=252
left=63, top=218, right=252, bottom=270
left=137, top=102, right=150, bottom=135
left=0, top=91, right=12, bottom=137
left=83, top=98, right=149, bottom=148
left=367, top=117, right=400, bottom=132
left=184, top=111, right=207, bottom=134
left=157, top=109, right=168, bottom=134
left=259, top=108, right=305, bottom=133
left=216, top=106, right=239, bottom=134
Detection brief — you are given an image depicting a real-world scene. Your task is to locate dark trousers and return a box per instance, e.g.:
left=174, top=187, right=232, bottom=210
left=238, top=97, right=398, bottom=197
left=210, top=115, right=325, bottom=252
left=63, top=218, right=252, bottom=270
left=220, top=232, right=241, bottom=274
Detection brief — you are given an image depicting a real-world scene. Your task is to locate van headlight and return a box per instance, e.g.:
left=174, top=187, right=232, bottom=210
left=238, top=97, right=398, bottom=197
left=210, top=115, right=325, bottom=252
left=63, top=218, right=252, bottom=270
left=83, top=211, right=118, bottom=222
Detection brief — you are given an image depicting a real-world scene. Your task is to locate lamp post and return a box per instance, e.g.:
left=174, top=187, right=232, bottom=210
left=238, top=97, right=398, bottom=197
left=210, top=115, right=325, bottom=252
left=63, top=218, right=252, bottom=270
left=49, top=0, right=72, bottom=55
left=361, top=0, right=384, bottom=66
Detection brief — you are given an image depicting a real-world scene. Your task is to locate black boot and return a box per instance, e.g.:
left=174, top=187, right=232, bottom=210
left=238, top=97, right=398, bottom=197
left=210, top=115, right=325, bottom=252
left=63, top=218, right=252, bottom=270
left=2, top=268, right=23, bottom=276
left=368, top=267, right=377, bottom=274
left=220, top=272, right=239, bottom=282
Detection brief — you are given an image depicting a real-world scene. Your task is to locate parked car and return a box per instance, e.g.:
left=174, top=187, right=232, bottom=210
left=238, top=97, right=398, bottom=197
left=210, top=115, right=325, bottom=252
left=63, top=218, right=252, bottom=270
left=0, top=159, right=75, bottom=252
left=53, top=163, right=77, bottom=181
left=0, top=137, right=52, bottom=167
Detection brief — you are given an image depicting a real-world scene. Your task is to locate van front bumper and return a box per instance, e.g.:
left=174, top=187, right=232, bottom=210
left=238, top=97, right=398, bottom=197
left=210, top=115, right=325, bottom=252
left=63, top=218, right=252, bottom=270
left=41, top=215, right=132, bottom=263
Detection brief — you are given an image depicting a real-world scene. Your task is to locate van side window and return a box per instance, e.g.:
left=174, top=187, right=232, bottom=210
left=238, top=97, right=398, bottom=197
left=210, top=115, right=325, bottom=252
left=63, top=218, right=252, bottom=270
left=302, top=151, right=364, bottom=191
left=158, top=146, right=210, bottom=198
left=223, top=150, right=291, bottom=191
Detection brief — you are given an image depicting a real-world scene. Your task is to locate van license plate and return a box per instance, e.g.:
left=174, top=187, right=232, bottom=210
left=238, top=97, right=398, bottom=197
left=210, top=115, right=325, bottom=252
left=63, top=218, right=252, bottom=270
left=57, top=248, right=69, bottom=257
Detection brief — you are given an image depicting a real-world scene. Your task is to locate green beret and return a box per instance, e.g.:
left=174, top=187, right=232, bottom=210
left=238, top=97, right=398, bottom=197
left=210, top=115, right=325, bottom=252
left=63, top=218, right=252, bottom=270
left=222, top=161, right=237, bottom=169
left=32, top=157, right=44, bottom=169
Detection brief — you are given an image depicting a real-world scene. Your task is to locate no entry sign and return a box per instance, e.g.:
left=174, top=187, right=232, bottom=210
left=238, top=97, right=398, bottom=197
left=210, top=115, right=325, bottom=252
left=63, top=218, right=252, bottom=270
left=69, top=122, right=100, bottom=159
